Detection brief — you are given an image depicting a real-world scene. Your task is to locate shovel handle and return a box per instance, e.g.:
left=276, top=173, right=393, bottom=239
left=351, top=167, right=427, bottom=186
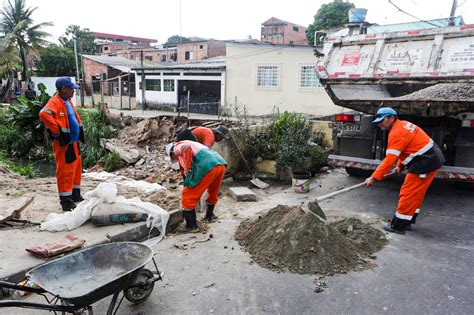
left=315, top=171, right=396, bottom=203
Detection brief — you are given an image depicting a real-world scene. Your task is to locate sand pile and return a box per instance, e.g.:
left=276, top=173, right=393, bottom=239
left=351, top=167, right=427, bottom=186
left=397, top=83, right=474, bottom=101
left=235, top=205, right=387, bottom=276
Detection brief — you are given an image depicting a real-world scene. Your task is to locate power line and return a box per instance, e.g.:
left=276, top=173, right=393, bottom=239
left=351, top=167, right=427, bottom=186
left=387, top=0, right=445, bottom=28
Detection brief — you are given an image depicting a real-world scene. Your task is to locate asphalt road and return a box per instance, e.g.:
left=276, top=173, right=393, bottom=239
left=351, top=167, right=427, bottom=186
left=13, top=169, right=474, bottom=315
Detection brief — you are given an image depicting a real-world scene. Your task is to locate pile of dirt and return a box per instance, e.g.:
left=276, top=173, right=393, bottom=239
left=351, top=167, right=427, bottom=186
left=145, top=188, right=181, bottom=212
left=235, top=205, right=387, bottom=276
left=397, top=83, right=474, bottom=101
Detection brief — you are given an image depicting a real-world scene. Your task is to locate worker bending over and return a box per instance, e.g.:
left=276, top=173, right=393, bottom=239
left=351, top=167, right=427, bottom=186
left=364, top=107, right=445, bottom=234
left=166, top=140, right=227, bottom=232
left=176, top=125, right=229, bottom=148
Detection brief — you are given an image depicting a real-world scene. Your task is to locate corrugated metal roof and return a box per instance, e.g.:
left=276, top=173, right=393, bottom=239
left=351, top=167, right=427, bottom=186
left=367, top=16, right=465, bottom=34
left=82, top=55, right=162, bottom=72
left=133, top=56, right=226, bottom=71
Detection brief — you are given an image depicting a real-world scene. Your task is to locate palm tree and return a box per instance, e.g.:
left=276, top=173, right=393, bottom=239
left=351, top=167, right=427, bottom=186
left=0, top=0, right=52, bottom=82
left=0, top=37, right=21, bottom=101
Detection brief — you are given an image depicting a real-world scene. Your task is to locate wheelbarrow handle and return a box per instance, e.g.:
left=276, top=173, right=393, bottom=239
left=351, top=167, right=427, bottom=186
left=0, top=280, right=45, bottom=294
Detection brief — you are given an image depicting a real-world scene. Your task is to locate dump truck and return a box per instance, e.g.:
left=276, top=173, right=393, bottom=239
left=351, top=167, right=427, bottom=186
left=315, top=23, right=474, bottom=183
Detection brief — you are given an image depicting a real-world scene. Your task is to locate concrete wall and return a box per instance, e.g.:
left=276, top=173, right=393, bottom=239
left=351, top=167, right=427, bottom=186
left=225, top=43, right=350, bottom=117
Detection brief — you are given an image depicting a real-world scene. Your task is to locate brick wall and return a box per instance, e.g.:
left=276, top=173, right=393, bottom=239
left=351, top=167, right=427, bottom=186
left=207, top=40, right=226, bottom=58
left=83, top=58, right=108, bottom=82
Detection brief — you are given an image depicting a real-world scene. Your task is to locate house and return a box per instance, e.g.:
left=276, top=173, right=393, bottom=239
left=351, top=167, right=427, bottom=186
left=225, top=41, right=341, bottom=116
left=82, top=55, right=161, bottom=109
left=261, top=17, right=307, bottom=45
left=93, top=32, right=157, bottom=47
left=176, top=39, right=226, bottom=63
left=132, top=57, right=225, bottom=114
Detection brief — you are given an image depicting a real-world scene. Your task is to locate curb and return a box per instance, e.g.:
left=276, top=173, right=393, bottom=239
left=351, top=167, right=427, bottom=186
left=0, top=210, right=183, bottom=287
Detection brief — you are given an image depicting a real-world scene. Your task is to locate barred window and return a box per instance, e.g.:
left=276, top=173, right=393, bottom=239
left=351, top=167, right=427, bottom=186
left=145, top=79, right=161, bottom=91
left=164, top=79, right=175, bottom=91
left=299, top=64, right=322, bottom=91
left=257, top=64, right=280, bottom=88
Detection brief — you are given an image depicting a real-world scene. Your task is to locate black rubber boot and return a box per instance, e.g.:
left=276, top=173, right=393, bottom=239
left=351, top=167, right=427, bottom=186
left=60, top=196, right=77, bottom=212
left=203, top=204, right=217, bottom=222
left=72, top=188, right=84, bottom=202
left=382, top=216, right=408, bottom=235
left=406, top=213, right=419, bottom=231
left=182, top=209, right=199, bottom=232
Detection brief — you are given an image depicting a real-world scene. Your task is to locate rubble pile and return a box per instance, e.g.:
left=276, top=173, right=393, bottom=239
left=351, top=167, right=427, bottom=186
left=235, top=205, right=387, bottom=276
left=397, top=83, right=474, bottom=101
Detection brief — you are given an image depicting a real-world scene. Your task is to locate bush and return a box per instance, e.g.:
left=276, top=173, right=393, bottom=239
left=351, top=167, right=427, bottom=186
left=0, top=124, right=34, bottom=157
left=104, top=152, right=122, bottom=172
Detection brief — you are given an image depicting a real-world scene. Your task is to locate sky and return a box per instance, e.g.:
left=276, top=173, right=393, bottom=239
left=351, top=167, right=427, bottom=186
left=23, top=0, right=474, bottom=44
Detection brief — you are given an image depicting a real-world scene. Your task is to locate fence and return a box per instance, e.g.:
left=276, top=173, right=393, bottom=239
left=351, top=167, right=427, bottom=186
left=80, top=80, right=136, bottom=110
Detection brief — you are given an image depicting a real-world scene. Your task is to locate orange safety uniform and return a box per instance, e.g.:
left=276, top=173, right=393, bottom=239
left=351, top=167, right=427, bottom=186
left=191, top=127, right=215, bottom=148
left=39, top=94, right=83, bottom=198
left=173, top=140, right=227, bottom=209
left=372, top=119, right=445, bottom=226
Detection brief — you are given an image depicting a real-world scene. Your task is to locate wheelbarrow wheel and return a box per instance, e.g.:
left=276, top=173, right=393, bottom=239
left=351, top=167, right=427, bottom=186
left=123, top=268, right=155, bottom=304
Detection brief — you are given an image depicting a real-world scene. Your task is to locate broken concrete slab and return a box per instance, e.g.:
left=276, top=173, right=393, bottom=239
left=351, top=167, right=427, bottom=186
left=100, top=138, right=141, bottom=164
left=228, top=187, right=257, bottom=202
left=0, top=197, right=34, bottom=223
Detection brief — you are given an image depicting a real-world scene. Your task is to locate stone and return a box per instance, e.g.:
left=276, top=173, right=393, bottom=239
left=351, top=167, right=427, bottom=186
left=228, top=187, right=257, bottom=202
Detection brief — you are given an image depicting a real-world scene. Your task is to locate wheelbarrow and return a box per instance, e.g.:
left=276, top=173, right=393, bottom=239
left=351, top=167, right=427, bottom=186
left=0, top=242, right=163, bottom=314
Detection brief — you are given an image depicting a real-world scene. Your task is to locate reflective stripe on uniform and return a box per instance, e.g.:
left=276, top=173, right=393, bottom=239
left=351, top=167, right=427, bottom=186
left=415, top=208, right=420, bottom=214
left=60, top=127, right=70, bottom=133
left=395, top=211, right=413, bottom=220
left=73, top=185, right=81, bottom=189
left=59, top=192, right=72, bottom=196
left=386, top=149, right=401, bottom=156
left=41, top=108, right=54, bottom=115
left=402, top=139, right=434, bottom=165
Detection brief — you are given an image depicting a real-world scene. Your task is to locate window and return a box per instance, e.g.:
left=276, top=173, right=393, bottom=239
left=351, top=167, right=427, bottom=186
left=164, top=79, right=175, bottom=91
left=161, top=55, right=167, bottom=62
left=256, top=64, right=280, bottom=88
left=185, top=51, right=194, bottom=60
left=145, top=56, right=153, bottom=61
left=199, top=45, right=204, bottom=49
left=293, top=26, right=299, bottom=32
left=104, top=46, right=109, bottom=51
left=145, top=79, right=161, bottom=91
left=298, top=64, right=322, bottom=91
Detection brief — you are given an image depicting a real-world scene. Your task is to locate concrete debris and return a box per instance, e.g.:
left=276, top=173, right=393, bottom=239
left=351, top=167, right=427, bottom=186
left=100, top=138, right=141, bottom=164
left=174, top=234, right=212, bottom=250
left=397, top=83, right=474, bottom=101
left=83, top=172, right=165, bottom=194
left=228, top=187, right=257, bottom=202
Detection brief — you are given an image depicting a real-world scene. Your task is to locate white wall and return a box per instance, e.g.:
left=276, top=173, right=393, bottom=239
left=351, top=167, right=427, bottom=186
left=31, top=76, right=81, bottom=104
left=225, top=43, right=349, bottom=117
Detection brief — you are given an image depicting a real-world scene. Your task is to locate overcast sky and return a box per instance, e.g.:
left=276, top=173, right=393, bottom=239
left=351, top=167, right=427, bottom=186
left=24, top=0, right=474, bottom=44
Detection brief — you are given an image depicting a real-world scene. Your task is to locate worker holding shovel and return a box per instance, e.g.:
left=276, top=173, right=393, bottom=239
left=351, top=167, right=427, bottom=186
left=364, top=107, right=445, bottom=234
left=166, top=140, right=227, bottom=232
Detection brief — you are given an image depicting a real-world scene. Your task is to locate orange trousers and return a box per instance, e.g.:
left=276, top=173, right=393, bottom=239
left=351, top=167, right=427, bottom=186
left=395, top=169, right=438, bottom=221
left=52, top=141, right=82, bottom=197
left=182, top=165, right=226, bottom=209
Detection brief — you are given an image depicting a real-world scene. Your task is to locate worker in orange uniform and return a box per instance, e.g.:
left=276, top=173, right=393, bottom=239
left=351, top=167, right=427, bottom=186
left=39, top=77, right=85, bottom=211
left=166, top=140, right=227, bottom=232
left=364, top=107, right=445, bottom=234
left=176, top=125, right=229, bottom=148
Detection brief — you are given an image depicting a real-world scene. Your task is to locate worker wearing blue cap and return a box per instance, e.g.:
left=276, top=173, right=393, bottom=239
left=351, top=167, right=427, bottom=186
left=39, top=77, right=85, bottom=211
left=365, top=107, right=445, bottom=234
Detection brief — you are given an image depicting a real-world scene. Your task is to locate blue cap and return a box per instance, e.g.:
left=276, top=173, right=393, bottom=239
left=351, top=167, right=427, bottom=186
left=372, top=107, right=397, bottom=123
left=55, top=77, right=80, bottom=90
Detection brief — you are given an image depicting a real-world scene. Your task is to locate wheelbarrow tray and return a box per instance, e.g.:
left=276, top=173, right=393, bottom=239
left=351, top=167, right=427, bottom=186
left=26, top=242, right=153, bottom=307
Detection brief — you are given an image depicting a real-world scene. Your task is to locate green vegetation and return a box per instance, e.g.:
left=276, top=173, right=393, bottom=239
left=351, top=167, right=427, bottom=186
left=0, top=150, right=38, bottom=178
left=0, top=0, right=52, bottom=81
left=77, top=107, right=113, bottom=169
left=35, top=44, right=76, bottom=77
left=244, top=111, right=327, bottom=172
left=104, top=152, right=122, bottom=172
left=306, top=0, right=355, bottom=45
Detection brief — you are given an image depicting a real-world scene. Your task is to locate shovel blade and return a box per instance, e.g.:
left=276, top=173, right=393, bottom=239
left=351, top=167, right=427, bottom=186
left=250, top=177, right=269, bottom=189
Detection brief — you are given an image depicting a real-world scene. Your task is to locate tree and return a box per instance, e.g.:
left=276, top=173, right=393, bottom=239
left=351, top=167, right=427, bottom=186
left=59, top=24, right=95, bottom=55
left=306, top=0, right=355, bottom=45
left=164, top=35, right=190, bottom=46
left=0, top=0, right=52, bottom=81
left=36, top=44, right=75, bottom=77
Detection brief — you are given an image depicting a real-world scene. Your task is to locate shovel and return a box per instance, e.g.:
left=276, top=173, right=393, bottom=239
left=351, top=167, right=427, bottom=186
left=309, top=171, right=396, bottom=215
left=227, top=129, right=269, bottom=189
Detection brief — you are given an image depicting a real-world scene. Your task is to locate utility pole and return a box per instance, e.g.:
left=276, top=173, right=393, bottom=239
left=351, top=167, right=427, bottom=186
left=141, top=50, right=146, bottom=110
left=448, top=0, right=458, bottom=26
left=73, top=39, right=83, bottom=107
